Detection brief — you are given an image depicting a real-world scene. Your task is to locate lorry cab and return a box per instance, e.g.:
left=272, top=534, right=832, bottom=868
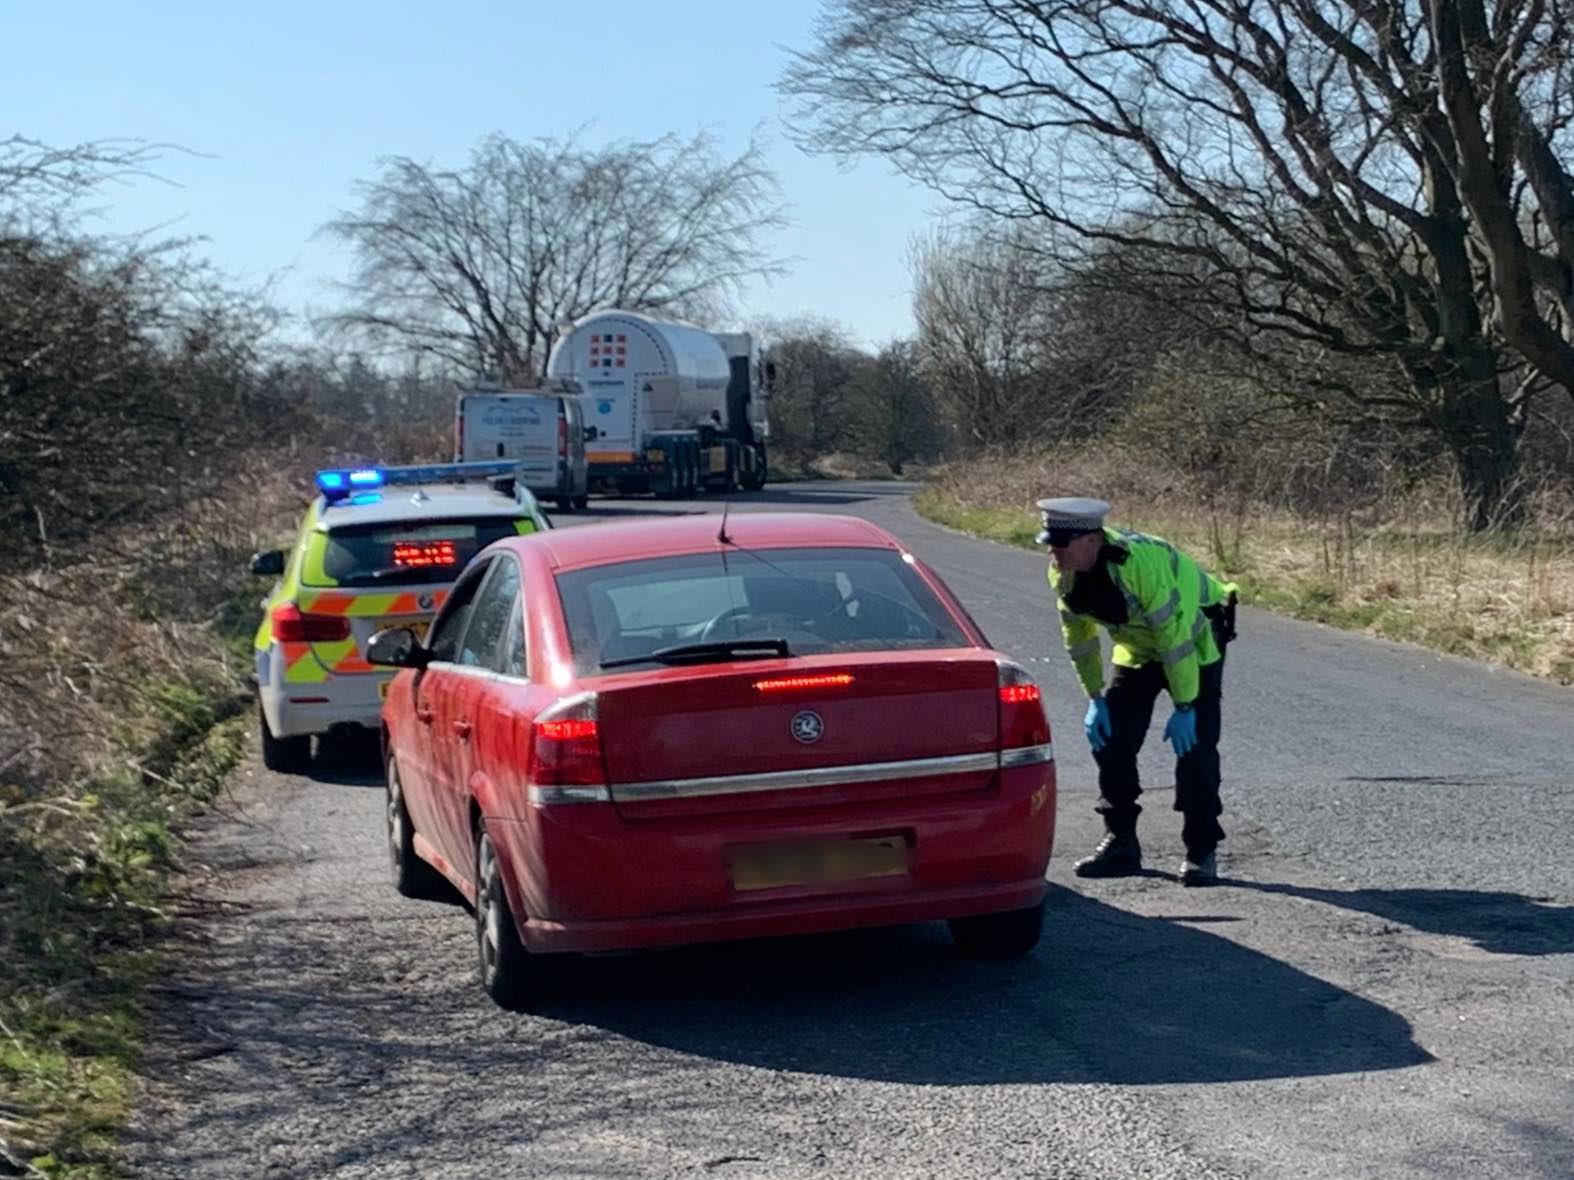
left=454, top=388, right=591, bottom=513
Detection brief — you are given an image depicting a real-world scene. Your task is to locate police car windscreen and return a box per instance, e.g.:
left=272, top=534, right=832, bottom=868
left=554, top=546, right=971, bottom=674
left=317, top=520, right=519, bottom=587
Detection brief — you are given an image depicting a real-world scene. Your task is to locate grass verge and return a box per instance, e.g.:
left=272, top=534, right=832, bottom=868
left=1, top=463, right=306, bottom=1177
left=914, top=463, right=1574, bottom=687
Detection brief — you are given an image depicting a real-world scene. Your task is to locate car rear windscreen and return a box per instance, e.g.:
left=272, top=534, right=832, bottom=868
left=313, top=519, right=521, bottom=587
left=555, top=546, right=972, bottom=673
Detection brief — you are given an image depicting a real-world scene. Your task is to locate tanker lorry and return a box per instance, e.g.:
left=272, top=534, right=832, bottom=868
left=546, top=310, right=771, bottom=498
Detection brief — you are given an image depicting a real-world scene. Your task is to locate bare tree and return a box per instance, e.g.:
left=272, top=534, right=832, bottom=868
left=912, top=223, right=1182, bottom=447
left=760, top=316, right=868, bottom=457
left=321, top=130, right=788, bottom=384
left=856, top=338, right=943, bottom=473
left=783, top=0, right=1574, bottom=529
left=911, top=225, right=1053, bottom=448
left=0, top=135, right=171, bottom=236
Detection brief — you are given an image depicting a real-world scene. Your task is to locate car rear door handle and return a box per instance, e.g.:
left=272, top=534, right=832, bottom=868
left=452, top=719, right=472, bottom=741
left=416, top=707, right=435, bottom=725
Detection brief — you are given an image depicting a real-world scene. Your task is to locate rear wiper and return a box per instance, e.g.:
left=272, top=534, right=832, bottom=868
left=600, top=639, right=790, bottom=670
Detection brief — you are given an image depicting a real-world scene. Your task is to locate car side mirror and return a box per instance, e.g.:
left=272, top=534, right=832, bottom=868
left=367, top=627, right=429, bottom=669
left=249, top=549, right=285, bottom=577
left=583, top=425, right=598, bottom=442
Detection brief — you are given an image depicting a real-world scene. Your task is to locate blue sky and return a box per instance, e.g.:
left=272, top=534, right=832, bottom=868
left=6, top=0, right=944, bottom=350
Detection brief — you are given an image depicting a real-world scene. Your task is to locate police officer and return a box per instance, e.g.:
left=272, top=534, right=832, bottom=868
left=1038, top=498, right=1239, bottom=886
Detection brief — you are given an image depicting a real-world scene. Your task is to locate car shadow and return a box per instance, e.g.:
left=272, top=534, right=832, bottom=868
left=539, top=884, right=1433, bottom=1086
left=305, top=731, right=383, bottom=787
left=1234, top=882, right=1574, bottom=956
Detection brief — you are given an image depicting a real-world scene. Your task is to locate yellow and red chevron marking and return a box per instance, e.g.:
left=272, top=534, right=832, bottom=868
left=297, top=589, right=449, bottom=617
left=281, top=641, right=330, bottom=684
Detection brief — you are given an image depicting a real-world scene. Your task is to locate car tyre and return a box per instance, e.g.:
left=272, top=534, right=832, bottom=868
left=475, top=826, right=545, bottom=1009
left=259, top=699, right=310, bottom=774
left=948, top=900, right=1044, bottom=960
left=386, top=754, right=444, bottom=899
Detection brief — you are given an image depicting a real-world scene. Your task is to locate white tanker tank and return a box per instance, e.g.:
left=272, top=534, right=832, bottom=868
left=546, top=309, right=768, bottom=498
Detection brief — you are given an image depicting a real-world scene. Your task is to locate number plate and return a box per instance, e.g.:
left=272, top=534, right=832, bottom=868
left=727, top=836, right=909, bottom=892
left=377, top=678, right=392, bottom=701
left=408, top=620, right=430, bottom=644
left=646, top=448, right=666, bottom=463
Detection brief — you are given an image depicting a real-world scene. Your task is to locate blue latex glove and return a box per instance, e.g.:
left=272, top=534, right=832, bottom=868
left=1084, top=697, right=1112, bottom=753
left=1164, top=707, right=1198, bottom=757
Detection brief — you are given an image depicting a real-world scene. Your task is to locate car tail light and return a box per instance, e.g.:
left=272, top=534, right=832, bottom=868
left=997, top=661, right=1051, bottom=751
left=526, top=692, right=608, bottom=797
left=271, top=602, right=351, bottom=643
left=752, top=673, right=854, bottom=693
left=557, top=414, right=568, bottom=459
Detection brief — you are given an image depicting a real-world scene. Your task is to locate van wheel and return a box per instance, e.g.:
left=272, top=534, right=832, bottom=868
left=386, top=754, right=444, bottom=898
left=475, top=827, right=546, bottom=1009
left=259, top=700, right=310, bottom=773
left=948, top=901, right=1044, bottom=960
left=555, top=496, right=575, bottom=514
left=572, top=494, right=589, bottom=510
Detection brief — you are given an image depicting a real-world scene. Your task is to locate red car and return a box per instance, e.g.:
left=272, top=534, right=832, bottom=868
left=369, top=512, right=1055, bottom=1008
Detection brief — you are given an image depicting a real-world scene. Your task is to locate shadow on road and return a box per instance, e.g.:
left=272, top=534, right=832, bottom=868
left=1237, top=882, right=1574, bottom=956
left=304, top=731, right=382, bottom=787
left=128, top=883, right=1434, bottom=1176
left=538, top=884, right=1432, bottom=1086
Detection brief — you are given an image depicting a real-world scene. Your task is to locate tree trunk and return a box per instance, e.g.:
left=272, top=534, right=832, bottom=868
left=1436, top=364, right=1525, bottom=532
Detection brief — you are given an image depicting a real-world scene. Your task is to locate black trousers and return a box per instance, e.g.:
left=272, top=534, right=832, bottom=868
left=1092, top=650, right=1226, bottom=859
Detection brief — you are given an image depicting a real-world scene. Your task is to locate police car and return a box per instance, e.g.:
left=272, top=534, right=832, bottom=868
left=249, top=461, right=550, bottom=772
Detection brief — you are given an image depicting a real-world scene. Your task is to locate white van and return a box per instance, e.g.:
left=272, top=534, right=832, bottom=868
left=454, top=389, right=592, bottom=512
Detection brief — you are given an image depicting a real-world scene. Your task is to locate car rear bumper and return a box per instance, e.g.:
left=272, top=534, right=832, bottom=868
left=486, top=762, right=1055, bottom=955
left=263, top=688, right=388, bottom=738
left=517, top=876, right=1049, bottom=954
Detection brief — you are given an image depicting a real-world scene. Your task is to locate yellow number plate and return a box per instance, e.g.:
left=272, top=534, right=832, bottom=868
left=646, top=448, right=666, bottom=463
left=727, top=836, right=909, bottom=892
left=408, top=621, right=430, bottom=644
left=377, top=679, right=392, bottom=701
left=708, top=447, right=728, bottom=473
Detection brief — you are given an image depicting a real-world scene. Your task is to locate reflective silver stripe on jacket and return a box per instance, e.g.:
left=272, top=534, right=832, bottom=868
left=1146, top=588, right=1181, bottom=627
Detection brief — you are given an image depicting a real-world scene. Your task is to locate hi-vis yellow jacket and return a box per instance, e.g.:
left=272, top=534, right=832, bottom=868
left=1049, top=527, right=1237, bottom=706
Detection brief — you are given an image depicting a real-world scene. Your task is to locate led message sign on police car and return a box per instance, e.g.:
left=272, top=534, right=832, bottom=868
left=392, top=540, right=459, bottom=568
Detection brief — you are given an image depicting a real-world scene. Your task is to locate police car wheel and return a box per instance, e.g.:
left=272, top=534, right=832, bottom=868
left=947, top=901, right=1045, bottom=960
left=386, top=754, right=443, bottom=899
left=259, top=701, right=310, bottom=774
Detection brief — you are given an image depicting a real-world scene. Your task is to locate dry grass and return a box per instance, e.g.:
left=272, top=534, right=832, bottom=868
left=918, top=447, right=1574, bottom=686
left=0, top=454, right=313, bottom=1176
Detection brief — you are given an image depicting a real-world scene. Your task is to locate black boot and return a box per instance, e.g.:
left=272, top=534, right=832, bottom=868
left=1073, top=831, right=1142, bottom=878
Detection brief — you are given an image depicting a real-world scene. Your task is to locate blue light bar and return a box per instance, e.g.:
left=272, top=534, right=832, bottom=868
left=378, top=461, right=518, bottom=486
left=315, top=461, right=520, bottom=502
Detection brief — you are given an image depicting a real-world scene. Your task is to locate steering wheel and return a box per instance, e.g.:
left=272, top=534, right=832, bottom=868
left=698, top=605, right=755, bottom=644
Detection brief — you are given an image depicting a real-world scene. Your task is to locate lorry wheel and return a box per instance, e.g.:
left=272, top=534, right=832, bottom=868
left=555, top=496, right=575, bottom=514
left=572, top=494, right=589, bottom=510
left=741, top=445, right=767, bottom=491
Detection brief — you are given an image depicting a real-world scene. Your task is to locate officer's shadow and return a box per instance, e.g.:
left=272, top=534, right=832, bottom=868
left=1227, top=880, right=1574, bottom=957
left=541, top=884, right=1435, bottom=1086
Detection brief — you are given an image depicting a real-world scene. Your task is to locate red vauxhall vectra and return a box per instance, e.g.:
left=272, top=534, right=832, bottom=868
left=369, top=512, right=1056, bottom=1008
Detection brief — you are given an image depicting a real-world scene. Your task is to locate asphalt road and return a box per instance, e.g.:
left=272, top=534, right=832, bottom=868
left=129, top=481, right=1574, bottom=1179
